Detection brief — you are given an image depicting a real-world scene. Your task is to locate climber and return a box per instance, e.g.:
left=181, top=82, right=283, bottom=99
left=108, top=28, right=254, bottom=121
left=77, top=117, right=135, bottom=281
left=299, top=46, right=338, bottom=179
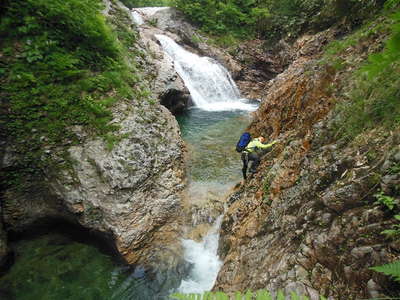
left=241, top=137, right=277, bottom=180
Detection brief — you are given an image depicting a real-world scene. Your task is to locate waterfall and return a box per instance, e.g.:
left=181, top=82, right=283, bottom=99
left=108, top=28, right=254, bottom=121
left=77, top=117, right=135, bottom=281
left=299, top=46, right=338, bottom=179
left=155, top=34, right=257, bottom=112
left=154, top=34, right=256, bottom=296
left=176, top=216, right=223, bottom=294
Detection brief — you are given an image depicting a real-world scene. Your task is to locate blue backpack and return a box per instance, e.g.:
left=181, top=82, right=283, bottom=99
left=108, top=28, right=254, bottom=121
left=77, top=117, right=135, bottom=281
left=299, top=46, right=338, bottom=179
left=236, top=132, right=251, bottom=152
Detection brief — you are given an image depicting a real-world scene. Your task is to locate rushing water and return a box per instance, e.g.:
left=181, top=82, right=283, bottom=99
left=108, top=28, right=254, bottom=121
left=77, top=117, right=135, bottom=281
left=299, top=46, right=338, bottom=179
left=177, top=216, right=223, bottom=294
left=0, top=30, right=257, bottom=299
left=155, top=34, right=256, bottom=112
left=162, top=34, right=257, bottom=294
left=172, top=108, right=253, bottom=295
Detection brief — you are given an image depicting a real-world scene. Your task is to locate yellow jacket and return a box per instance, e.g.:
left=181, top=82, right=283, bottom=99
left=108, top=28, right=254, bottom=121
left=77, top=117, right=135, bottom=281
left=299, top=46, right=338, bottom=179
left=245, top=138, right=276, bottom=153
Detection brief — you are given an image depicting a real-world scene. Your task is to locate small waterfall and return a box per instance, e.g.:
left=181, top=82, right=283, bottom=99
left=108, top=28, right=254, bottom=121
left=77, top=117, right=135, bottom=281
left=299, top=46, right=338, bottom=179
left=177, top=216, right=223, bottom=294
left=155, top=34, right=257, bottom=112
left=131, top=10, right=144, bottom=26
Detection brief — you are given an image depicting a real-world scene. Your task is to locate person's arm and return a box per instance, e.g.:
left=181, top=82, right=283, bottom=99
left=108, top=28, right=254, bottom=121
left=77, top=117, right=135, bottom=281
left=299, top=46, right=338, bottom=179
left=255, top=140, right=277, bottom=149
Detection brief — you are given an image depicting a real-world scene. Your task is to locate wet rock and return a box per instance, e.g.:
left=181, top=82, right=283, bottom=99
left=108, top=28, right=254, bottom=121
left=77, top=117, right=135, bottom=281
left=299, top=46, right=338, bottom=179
left=129, top=10, right=191, bottom=113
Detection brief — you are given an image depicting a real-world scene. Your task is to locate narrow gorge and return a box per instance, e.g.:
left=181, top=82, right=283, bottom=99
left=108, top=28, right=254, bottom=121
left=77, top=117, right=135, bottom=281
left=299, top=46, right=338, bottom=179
left=1, top=0, right=399, bottom=299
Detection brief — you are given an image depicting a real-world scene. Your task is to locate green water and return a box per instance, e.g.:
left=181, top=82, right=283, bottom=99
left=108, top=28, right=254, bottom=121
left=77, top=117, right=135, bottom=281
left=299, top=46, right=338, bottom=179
left=177, top=108, right=251, bottom=183
left=0, top=108, right=253, bottom=300
left=0, top=232, right=168, bottom=300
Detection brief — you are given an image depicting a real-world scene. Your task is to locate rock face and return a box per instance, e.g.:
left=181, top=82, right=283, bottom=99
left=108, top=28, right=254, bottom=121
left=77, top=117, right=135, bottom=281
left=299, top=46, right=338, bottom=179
left=133, top=7, right=242, bottom=84
left=214, top=26, right=400, bottom=299
left=0, top=207, right=8, bottom=268
left=2, top=100, right=186, bottom=267
left=0, top=1, right=186, bottom=268
left=130, top=7, right=191, bottom=114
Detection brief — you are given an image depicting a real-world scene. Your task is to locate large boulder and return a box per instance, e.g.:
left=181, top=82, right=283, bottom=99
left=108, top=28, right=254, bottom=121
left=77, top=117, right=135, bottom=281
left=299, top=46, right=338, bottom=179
left=0, top=0, right=187, bottom=268
left=2, top=100, right=186, bottom=267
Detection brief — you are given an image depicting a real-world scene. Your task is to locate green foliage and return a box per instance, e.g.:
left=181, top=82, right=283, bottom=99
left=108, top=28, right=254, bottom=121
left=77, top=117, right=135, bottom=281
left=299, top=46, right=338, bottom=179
left=371, top=260, right=400, bottom=282
left=170, top=290, right=327, bottom=300
left=385, top=0, right=400, bottom=9
left=333, top=8, right=400, bottom=138
left=174, top=0, right=269, bottom=39
left=389, top=163, right=400, bottom=174
left=381, top=214, right=400, bottom=237
left=119, top=0, right=173, bottom=9
left=174, top=0, right=386, bottom=45
left=0, top=0, right=143, bottom=188
left=375, top=191, right=398, bottom=210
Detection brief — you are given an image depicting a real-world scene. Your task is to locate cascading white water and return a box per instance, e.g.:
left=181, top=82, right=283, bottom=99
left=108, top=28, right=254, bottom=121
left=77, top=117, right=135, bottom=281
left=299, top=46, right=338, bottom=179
left=177, top=216, right=223, bottom=294
left=155, top=34, right=257, bottom=111
left=154, top=34, right=256, bottom=295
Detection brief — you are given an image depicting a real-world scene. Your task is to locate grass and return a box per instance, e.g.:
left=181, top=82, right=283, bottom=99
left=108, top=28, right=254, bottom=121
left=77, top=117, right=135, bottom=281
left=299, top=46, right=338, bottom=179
left=319, top=7, right=400, bottom=139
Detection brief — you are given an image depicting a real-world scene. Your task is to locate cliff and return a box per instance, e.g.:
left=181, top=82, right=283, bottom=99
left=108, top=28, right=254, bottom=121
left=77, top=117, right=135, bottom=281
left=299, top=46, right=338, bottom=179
left=215, top=13, right=400, bottom=300
left=0, top=0, right=187, bottom=268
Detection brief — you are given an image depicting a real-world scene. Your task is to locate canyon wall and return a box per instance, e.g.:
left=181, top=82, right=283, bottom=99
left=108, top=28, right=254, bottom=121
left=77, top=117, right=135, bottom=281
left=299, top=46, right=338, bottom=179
left=215, top=25, right=400, bottom=299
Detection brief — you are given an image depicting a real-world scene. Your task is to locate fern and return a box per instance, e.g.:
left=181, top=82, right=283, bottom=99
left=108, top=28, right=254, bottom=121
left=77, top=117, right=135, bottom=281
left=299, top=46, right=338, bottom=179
left=371, top=260, right=400, bottom=282
left=385, top=0, right=400, bottom=9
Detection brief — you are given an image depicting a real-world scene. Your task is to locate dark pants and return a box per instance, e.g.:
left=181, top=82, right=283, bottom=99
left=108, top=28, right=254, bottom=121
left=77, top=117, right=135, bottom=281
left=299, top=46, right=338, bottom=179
left=241, top=152, right=260, bottom=180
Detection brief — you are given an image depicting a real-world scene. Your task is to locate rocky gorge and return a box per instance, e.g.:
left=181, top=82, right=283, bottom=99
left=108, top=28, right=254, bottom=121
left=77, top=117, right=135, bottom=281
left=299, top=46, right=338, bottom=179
left=214, top=19, right=400, bottom=300
left=0, top=0, right=252, bottom=296
left=0, top=1, right=192, bottom=270
left=1, top=0, right=399, bottom=299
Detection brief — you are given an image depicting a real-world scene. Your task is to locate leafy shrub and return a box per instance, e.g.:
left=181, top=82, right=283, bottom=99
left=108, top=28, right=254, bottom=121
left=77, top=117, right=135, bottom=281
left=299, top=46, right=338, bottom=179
left=174, top=0, right=387, bottom=45
left=381, top=215, right=400, bottom=238
left=119, top=0, right=173, bottom=9
left=0, top=0, right=142, bottom=187
left=334, top=8, right=400, bottom=138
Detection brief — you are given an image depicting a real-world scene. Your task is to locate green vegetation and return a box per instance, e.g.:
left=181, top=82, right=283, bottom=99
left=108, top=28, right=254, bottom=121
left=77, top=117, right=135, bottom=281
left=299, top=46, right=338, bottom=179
left=329, top=5, right=400, bottom=139
left=171, top=290, right=327, bottom=300
left=120, top=0, right=173, bottom=9
left=381, top=214, right=400, bottom=238
left=375, top=190, right=398, bottom=210
left=173, top=0, right=386, bottom=46
left=0, top=0, right=146, bottom=188
left=371, top=260, right=400, bottom=283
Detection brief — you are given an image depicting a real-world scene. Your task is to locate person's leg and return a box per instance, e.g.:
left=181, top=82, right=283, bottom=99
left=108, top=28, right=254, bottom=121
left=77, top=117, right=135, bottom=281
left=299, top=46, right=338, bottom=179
left=241, top=152, right=248, bottom=179
left=249, top=152, right=260, bottom=173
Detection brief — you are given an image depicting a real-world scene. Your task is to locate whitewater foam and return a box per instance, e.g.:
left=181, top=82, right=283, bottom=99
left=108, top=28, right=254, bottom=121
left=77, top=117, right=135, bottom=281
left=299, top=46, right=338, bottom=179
left=155, top=34, right=256, bottom=112
left=177, top=216, right=223, bottom=294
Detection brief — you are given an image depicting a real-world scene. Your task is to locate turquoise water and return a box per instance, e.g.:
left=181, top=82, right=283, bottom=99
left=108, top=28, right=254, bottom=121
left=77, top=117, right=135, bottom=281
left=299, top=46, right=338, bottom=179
left=0, top=231, right=173, bottom=300
left=0, top=108, right=253, bottom=300
left=177, top=108, right=252, bottom=184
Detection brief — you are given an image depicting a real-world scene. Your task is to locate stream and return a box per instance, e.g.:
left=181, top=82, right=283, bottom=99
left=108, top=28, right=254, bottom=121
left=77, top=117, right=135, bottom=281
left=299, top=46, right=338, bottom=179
left=0, top=16, right=258, bottom=300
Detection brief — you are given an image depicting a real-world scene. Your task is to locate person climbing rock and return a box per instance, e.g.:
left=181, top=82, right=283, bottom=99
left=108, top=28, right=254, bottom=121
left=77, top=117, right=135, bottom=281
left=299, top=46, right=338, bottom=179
left=241, top=137, right=277, bottom=180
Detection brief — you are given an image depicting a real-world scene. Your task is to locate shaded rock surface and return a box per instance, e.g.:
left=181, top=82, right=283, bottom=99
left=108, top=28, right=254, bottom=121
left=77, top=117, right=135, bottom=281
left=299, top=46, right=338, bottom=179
left=214, top=24, right=400, bottom=299
left=2, top=99, right=186, bottom=268
left=0, top=0, right=186, bottom=268
left=0, top=205, right=7, bottom=268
